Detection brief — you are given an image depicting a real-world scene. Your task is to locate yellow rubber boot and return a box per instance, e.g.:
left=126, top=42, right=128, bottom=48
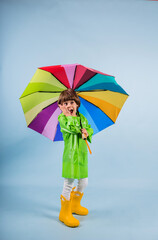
left=59, top=195, right=80, bottom=227
left=71, top=188, right=88, bottom=215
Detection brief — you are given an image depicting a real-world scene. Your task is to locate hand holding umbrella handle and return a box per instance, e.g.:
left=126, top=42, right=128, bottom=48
left=82, top=133, right=92, bottom=155
left=82, top=133, right=87, bottom=140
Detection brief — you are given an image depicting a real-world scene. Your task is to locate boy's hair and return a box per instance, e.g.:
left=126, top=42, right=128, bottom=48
left=58, top=89, right=80, bottom=107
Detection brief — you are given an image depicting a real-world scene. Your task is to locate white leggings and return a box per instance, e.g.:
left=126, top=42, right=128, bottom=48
left=62, top=178, right=88, bottom=200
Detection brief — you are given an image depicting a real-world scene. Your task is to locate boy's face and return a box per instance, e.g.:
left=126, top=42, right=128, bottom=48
left=59, top=100, right=78, bottom=116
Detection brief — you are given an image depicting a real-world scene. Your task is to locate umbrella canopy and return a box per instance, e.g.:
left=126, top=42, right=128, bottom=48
left=20, top=64, right=128, bottom=141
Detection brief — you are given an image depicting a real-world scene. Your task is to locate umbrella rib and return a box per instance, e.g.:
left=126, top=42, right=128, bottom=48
left=39, top=69, right=66, bottom=87
left=72, top=65, right=78, bottom=89
left=77, top=89, right=108, bottom=93
left=19, top=91, right=63, bottom=99
left=74, top=72, right=97, bottom=90
left=50, top=73, right=62, bottom=85
left=52, top=123, right=58, bottom=141
left=50, top=72, right=70, bottom=89
left=79, top=95, right=115, bottom=123
left=77, top=89, right=129, bottom=96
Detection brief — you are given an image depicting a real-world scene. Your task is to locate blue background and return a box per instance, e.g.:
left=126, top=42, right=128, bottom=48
left=1, top=0, right=158, bottom=239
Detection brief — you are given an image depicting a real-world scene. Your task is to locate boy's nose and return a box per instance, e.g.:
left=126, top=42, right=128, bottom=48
left=67, top=102, right=71, bottom=107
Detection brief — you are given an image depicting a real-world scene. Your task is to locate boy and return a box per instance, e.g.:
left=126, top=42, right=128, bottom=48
left=58, top=89, right=93, bottom=227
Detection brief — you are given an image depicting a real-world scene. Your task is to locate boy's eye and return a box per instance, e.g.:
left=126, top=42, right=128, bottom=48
left=71, top=101, right=74, bottom=104
left=64, top=102, right=68, bottom=106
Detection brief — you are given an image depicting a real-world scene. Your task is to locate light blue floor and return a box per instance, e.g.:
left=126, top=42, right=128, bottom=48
left=1, top=185, right=158, bottom=240
left=1, top=135, right=158, bottom=240
left=0, top=185, right=156, bottom=240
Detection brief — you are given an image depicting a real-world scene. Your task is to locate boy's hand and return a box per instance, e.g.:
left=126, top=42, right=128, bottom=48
left=81, top=128, right=89, bottom=139
left=58, top=104, right=72, bottom=116
left=58, top=104, right=67, bottom=116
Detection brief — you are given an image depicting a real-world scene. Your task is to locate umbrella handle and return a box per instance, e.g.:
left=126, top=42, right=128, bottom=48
left=85, top=139, right=92, bottom=155
left=82, top=133, right=92, bottom=154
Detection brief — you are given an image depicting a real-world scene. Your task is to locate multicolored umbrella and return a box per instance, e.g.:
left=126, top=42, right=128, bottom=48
left=20, top=64, right=128, bottom=141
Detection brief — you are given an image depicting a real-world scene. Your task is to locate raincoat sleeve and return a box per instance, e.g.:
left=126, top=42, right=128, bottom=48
left=81, top=115, right=93, bottom=143
left=58, top=114, right=81, bottom=135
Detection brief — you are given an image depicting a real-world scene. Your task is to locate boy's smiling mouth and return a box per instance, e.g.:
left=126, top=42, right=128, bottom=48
left=69, top=109, right=74, bottom=115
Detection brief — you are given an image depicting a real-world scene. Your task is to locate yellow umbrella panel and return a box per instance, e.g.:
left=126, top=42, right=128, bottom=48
left=78, top=91, right=128, bottom=123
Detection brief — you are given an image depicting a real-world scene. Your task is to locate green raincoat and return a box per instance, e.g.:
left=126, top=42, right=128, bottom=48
left=58, top=113, right=93, bottom=179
